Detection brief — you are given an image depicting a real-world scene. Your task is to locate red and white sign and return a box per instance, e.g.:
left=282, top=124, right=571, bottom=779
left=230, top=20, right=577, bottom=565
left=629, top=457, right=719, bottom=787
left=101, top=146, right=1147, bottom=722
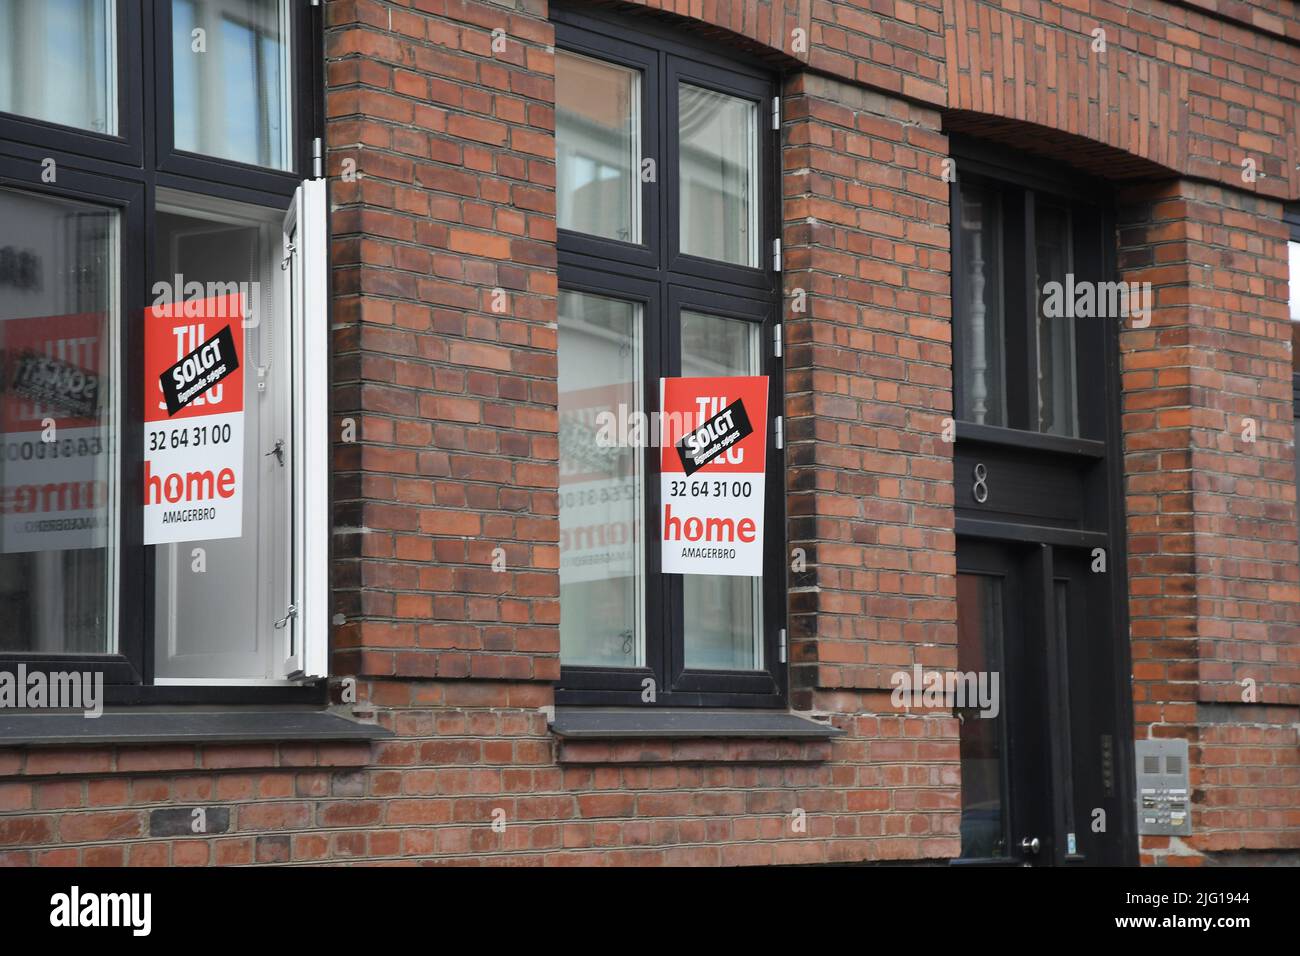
left=143, top=294, right=245, bottom=545
left=0, top=313, right=109, bottom=554
left=660, top=376, right=767, bottom=577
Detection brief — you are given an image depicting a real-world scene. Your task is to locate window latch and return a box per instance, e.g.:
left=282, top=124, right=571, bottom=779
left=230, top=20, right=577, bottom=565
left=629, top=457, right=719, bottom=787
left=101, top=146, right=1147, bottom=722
left=265, top=439, right=286, bottom=467
left=281, top=244, right=296, bottom=270
left=274, top=605, right=298, bottom=630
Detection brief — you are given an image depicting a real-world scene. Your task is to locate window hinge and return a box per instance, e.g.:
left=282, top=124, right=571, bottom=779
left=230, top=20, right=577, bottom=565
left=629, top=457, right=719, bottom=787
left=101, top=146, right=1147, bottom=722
left=778, top=628, right=787, bottom=664
left=773, top=415, right=784, bottom=450
left=773, top=323, right=783, bottom=358
left=274, top=604, right=298, bottom=630
left=311, top=137, right=323, bottom=179
left=771, top=95, right=781, bottom=131
left=772, top=237, right=781, bottom=272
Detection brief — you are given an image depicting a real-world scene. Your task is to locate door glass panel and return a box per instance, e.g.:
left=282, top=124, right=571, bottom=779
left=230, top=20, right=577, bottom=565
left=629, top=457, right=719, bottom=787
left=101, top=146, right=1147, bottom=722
left=0, top=0, right=116, bottom=134
left=558, top=291, right=644, bottom=667
left=956, top=184, right=1006, bottom=426
left=680, top=310, right=761, bottom=670
left=172, top=0, right=291, bottom=169
left=151, top=192, right=288, bottom=680
left=678, top=84, right=758, bottom=267
left=555, top=51, right=641, bottom=244
left=956, top=572, right=1007, bottom=858
left=0, top=187, right=118, bottom=654
left=1034, top=203, right=1078, bottom=435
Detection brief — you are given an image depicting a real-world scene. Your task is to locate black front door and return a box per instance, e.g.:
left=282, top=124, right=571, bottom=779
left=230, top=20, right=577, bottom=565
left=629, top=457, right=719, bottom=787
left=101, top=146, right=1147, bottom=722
left=955, top=540, right=1131, bottom=865
left=949, top=142, right=1137, bottom=866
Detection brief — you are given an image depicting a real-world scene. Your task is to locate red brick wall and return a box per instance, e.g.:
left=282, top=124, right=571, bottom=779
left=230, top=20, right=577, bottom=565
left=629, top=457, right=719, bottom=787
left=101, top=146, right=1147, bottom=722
left=1118, top=179, right=1300, bottom=861
left=327, top=0, right=562, bottom=687
left=2, top=0, right=1299, bottom=866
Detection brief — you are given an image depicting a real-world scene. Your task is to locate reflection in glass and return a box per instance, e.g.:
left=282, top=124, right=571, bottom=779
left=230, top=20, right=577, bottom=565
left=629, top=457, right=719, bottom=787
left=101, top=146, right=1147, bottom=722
left=0, top=0, right=115, bottom=133
left=0, top=188, right=117, bottom=654
left=1035, top=203, right=1077, bottom=435
left=555, top=51, right=640, bottom=244
left=558, top=292, right=643, bottom=667
left=172, top=0, right=290, bottom=169
left=680, top=311, right=762, bottom=671
left=679, top=84, right=758, bottom=267
left=956, top=572, right=1006, bottom=859
left=956, top=184, right=1005, bottom=426
left=1290, top=242, right=1300, bottom=321
left=151, top=193, right=288, bottom=680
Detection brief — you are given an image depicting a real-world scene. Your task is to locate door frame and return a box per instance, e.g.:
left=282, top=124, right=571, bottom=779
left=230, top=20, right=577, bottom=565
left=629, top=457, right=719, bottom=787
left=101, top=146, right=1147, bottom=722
left=947, top=137, right=1139, bottom=866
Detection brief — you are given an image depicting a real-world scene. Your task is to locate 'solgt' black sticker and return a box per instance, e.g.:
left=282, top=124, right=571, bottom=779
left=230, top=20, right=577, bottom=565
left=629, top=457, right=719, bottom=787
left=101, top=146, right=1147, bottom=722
left=5, top=349, right=100, bottom=418
left=160, top=325, right=239, bottom=416
left=676, top=398, right=753, bottom=476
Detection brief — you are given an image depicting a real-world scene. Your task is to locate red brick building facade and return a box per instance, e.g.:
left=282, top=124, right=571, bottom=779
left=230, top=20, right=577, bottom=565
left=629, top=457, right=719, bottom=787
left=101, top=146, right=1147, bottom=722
left=1, top=0, right=1298, bottom=866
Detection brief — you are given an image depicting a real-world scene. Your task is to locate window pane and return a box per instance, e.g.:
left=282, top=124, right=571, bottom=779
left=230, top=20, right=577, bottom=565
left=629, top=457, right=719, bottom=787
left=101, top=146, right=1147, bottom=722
left=956, top=184, right=1006, bottom=426
left=0, top=188, right=118, bottom=654
left=555, top=51, right=640, bottom=244
left=172, top=0, right=290, bottom=170
left=1034, top=203, right=1078, bottom=436
left=679, top=84, right=758, bottom=267
left=0, top=0, right=116, bottom=133
left=558, top=291, right=643, bottom=667
left=956, top=572, right=1007, bottom=858
left=151, top=193, right=289, bottom=680
left=1290, top=241, right=1300, bottom=321
left=680, top=311, right=762, bottom=670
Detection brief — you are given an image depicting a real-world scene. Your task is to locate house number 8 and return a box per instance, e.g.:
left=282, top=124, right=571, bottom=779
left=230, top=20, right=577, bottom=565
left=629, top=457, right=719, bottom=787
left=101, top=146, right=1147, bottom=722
left=972, top=463, right=989, bottom=503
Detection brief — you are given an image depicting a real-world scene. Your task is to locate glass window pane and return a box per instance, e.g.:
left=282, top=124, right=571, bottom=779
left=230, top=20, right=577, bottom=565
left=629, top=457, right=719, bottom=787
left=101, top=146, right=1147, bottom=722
left=555, top=51, right=641, bottom=244
left=0, top=0, right=116, bottom=134
left=1290, top=241, right=1300, bottom=321
left=956, top=184, right=1006, bottom=426
left=956, top=572, right=1007, bottom=858
left=679, top=83, right=758, bottom=267
left=172, top=0, right=290, bottom=170
left=151, top=192, right=289, bottom=680
left=558, top=291, right=643, bottom=667
left=1034, top=203, right=1078, bottom=436
left=0, top=187, right=118, bottom=654
left=680, top=310, right=762, bottom=670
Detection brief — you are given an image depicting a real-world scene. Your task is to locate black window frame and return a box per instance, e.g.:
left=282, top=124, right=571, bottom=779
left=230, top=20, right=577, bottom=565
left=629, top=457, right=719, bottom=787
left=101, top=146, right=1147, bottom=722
left=0, top=0, right=325, bottom=705
left=950, top=140, right=1112, bottom=446
left=552, top=5, right=787, bottom=708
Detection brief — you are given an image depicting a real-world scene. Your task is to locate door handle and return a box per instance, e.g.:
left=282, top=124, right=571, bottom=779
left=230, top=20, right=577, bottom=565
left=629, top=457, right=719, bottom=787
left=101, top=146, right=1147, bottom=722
left=1020, top=836, right=1041, bottom=855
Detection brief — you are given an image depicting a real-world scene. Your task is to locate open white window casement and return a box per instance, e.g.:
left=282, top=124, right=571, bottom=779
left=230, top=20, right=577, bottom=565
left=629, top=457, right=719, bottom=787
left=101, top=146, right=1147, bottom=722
left=282, top=178, right=329, bottom=680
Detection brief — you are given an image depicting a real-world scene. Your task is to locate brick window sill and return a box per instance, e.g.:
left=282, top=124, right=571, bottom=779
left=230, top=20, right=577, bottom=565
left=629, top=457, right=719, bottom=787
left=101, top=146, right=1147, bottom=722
left=549, top=707, right=842, bottom=764
left=0, top=709, right=389, bottom=777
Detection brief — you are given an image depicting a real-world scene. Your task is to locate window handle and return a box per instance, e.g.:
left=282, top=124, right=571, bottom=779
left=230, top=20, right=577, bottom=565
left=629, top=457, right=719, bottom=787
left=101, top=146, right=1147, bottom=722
left=274, top=605, right=298, bottom=630
left=265, top=439, right=285, bottom=467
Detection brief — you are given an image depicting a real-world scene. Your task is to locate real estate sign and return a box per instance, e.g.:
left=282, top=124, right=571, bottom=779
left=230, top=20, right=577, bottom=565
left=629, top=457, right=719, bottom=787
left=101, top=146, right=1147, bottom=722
left=659, top=375, right=767, bottom=577
left=143, top=294, right=245, bottom=545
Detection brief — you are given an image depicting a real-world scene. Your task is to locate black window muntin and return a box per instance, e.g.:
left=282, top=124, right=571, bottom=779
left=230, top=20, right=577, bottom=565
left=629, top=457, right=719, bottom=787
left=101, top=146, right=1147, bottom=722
left=553, top=7, right=786, bottom=707
left=0, top=0, right=323, bottom=704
